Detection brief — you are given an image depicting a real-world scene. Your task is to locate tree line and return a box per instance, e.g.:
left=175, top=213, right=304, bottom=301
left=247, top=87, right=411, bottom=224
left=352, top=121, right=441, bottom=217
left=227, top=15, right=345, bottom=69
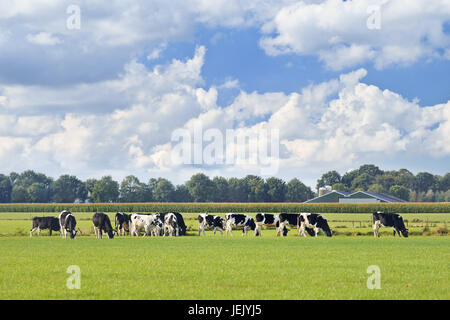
left=0, top=164, right=448, bottom=203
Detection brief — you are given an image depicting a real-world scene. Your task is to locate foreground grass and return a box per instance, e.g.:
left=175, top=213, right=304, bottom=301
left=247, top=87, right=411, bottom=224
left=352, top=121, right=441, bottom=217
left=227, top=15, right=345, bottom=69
left=0, top=236, right=448, bottom=300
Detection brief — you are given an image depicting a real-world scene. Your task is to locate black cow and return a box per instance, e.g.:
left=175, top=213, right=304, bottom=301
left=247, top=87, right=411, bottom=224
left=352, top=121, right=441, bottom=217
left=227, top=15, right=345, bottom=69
left=30, top=217, right=60, bottom=237
left=59, top=210, right=77, bottom=239
left=254, top=213, right=287, bottom=236
left=279, top=213, right=315, bottom=237
left=198, top=213, right=226, bottom=236
left=225, top=213, right=256, bottom=236
left=373, top=211, right=408, bottom=238
left=93, top=212, right=115, bottom=239
left=298, top=213, right=332, bottom=237
left=115, top=212, right=131, bottom=236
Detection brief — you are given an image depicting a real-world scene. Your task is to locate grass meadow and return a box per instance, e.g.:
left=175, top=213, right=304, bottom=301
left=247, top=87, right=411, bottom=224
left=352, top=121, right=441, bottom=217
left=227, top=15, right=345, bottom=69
left=0, top=211, right=449, bottom=300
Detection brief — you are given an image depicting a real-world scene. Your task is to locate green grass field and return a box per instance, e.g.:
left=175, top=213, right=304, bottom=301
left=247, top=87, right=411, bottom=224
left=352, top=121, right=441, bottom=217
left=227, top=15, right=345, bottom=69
left=0, top=212, right=448, bottom=300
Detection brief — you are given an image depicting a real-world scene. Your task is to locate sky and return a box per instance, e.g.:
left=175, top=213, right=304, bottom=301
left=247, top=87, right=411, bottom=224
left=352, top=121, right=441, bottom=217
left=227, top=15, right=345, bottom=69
left=0, top=0, right=449, bottom=189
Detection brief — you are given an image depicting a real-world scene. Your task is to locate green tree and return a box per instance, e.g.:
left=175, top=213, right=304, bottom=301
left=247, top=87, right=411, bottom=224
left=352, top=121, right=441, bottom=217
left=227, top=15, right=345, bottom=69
left=11, top=185, right=29, bottom=203
left=415, top=172, right=437, bottom=193
left=439, top=173, right=450, bottom=192
left=286, top=178, right=314, bottom=202
left=185, top=173, right=215, bottom=202
left=119, top=175, right=146, bottom=202
left=388, top=185, right=411, bottom=201
left=91, top=176, right=119, bottom=203
left=173, top=184, right=193, bottom=202
left=341, top=169, right=359, bottom=188
left=211, top=176, right=229, bottom=202
left=316, top=170, right=341, bottom=191
left=227, top=178, right=248, bottom=202
left=152, top=178, right=175, bottom=202
left=368, top=183, right=385, bottom=194
left=0, top=174, right=12, bottom=203
left=265, top=177, right=286, bottom=202
left=351, top=173, right=375, bottom=191
left=52, top=175, right=87, bottom=203
left=244, top=175, right=268, bottom=202
left=332, top=183, right=348, bottom=192
left=27, top=183, right=48, bottom=203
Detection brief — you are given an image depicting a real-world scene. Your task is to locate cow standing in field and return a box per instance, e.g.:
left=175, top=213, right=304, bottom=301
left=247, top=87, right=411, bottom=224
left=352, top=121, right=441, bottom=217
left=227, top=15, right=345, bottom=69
left=373, top=211, right=408, bottom=238
left=163, top=212, right=180, bottom=237
left=59, top=210, right=77, bottom=239
left=198, top=214, right=226, bottom=236
left=298, top=213, right=332, bottom=237
left=225, top=213, right=256, bottom=236
left=92, top=212, right=115, bottom=239
left=30, top=217, right=60, bottom=237
left=130, top=213, right=163, bottom=237
left=115, top=212, right=131, bottom=236
left=156, top=212, right=187, bottom=236
left=278, top=213, right=315, bottom=237
left=254, top=213, right=287, bottom=236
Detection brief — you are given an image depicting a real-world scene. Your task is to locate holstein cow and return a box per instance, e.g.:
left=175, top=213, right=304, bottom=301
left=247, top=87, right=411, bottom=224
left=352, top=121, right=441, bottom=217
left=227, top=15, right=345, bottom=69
left=156, top=212, right=187, bottom=236
left=130, top=213, right=163, bottom=237
left=279, top=213, right=315, bottom=237
left=373, top=211, right=408, bottom=238
left=225, top=213, right=256, bottom=236
left=297, top=213, right=332, bottom=237
left=59, top=210, right=77, bottom=239
left=198, top=213, right=226, bottom=236
left=163, top=212, right=180, bottom=237
left=254, top=213, right=287, bottom=236
left=115, top=212, right=131, bottom=236
left=92, top=212, right=115, bottom=239
left=30, top=216, right=60, bottom=237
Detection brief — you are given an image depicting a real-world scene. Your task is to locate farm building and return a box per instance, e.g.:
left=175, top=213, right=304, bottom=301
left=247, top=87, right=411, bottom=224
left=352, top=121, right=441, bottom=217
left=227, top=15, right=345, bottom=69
left=305, top=190, right=407, bottom=203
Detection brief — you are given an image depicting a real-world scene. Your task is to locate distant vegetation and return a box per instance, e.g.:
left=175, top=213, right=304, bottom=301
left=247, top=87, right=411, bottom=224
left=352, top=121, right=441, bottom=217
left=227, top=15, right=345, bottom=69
left=0, top=164, right=448, bottom=204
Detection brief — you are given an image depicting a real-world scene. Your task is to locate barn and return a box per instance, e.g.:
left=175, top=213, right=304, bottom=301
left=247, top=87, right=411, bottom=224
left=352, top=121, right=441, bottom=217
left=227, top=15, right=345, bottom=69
left=305, top=190, right=407, bottom=203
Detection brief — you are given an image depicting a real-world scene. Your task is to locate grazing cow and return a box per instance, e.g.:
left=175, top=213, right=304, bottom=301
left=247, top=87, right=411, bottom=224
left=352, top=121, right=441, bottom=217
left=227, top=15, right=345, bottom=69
left=92, top=212, right=115, bottom=239
left=155, top=212, right=186, bottom=236
left=130, top=214, right=163, bottom=237
left=163, top=212, right=180, bottom=237
left=279, top=213, right=315, bottom=237
left=254, top=213, right=287, bottom=236
left=59, top=210, right=77, bottom=239
left=30, top=217, right=60, bottom=237
left=198, top=214, right=226, bottom=236
left=225, top=213, right=256, bottom=236
left=298, top=213, right=332, bottom=237
left=115, top=212, right=131, bottom=236
left=373, top=211, right=408, bottom=238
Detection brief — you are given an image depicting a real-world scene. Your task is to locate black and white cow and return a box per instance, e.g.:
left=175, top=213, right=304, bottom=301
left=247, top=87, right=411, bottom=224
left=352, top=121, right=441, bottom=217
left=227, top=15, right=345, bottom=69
left=198, top=214, right=226, bottom=236
left=163, top=212, right=180, bottom=237
left=225, top=213, right=256, bottom=236
left=254, top=213, right=287, bottom=236
left=279, top=213, right=315, bottom=237
left=93, top=212, right=115, bottom=239
left=130, top=213, right=163, bottom=237
left=298, top=213, right=332, bottom=237
left=156, top=212, right=187, bottom=236
left=30, top=216, right=60, bottom=237
left=373, top=211, right=408, bottom=238
left=115, top=212, right=131, bottom=236
left=59, top=210, right=77, bottom=239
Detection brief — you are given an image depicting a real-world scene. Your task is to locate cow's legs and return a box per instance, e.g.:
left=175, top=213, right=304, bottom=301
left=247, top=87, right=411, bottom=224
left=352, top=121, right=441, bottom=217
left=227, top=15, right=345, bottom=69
left=30, top=227, right=37, bottom=237
left=226, top=222, right=233, bottom=236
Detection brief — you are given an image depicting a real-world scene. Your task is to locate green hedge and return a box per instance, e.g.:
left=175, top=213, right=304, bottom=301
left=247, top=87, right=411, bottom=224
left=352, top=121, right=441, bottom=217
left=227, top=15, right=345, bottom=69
left=0, top=202, right=449, bottom=213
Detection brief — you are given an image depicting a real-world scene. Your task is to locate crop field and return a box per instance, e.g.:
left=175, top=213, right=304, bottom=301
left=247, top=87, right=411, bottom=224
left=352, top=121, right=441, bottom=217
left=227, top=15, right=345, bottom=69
left=0, top=211, right=449, bottom=300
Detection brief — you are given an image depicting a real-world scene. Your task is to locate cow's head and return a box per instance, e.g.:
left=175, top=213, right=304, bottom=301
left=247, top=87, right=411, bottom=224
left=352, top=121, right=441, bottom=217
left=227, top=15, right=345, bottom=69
left=248, top=218, right=256, bottom=231
left=395, top=215, right=409, bottom=237
left=107, top=229, right=115, bottom=239
left=319, top=216, right=333, bottom=237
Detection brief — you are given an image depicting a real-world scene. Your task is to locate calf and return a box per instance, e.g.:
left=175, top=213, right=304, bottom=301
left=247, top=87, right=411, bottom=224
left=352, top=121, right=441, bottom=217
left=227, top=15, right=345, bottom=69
left=30, top=217, right=60, bottom=237
left=130, top=213, right=163, bottom=237
left=225, top=213, right=256, bottom=236
left=59, top=210, right=77, bottom=239
left=93, top=212, right=115, bottom=239
left=279, top=213, right=315, bottom=237
left=115, top=212, right=131, bottom=236
left=254, top=213, right=287, bottom=236
left=373, top=211, right=408, bottom=238
left=198, top=214, right=226, bottom=236
left=298, top=213, right=332, bottom=237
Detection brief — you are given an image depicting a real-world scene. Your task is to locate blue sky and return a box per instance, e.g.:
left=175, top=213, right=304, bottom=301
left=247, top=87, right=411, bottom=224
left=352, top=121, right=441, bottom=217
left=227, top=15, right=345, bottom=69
left=0, top=0, right=449, bottom=188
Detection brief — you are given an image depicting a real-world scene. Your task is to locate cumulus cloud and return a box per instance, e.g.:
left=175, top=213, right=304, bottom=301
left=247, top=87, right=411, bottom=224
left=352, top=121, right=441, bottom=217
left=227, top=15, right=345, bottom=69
left=260, top=0, right=450, bottom=70
left=26, top=32, right=61, bottom=46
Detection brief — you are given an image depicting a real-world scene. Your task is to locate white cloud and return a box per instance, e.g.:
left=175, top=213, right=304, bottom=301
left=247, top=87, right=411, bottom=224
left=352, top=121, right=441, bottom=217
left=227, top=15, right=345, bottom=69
left=26, top=32, right=61, bottom=46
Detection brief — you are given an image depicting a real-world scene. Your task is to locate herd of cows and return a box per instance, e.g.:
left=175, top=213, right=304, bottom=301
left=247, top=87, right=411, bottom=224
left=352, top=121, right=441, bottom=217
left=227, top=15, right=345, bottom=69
left=28, top=211, right=409, bottom=239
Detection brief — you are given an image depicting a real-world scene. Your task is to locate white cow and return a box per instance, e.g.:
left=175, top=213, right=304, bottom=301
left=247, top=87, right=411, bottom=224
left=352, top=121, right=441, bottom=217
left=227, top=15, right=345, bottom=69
left=129, top=213, right=162, bottom=237
left=163, top=212, right=179, bottom=237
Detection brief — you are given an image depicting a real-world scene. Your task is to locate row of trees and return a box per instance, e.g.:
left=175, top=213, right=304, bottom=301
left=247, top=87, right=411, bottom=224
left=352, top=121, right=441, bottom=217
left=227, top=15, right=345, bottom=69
left=316, top=164, right=450, bottom=202
left=0, top=165, right=448, bottom=203
left=0, top=171, right=314, bottom=203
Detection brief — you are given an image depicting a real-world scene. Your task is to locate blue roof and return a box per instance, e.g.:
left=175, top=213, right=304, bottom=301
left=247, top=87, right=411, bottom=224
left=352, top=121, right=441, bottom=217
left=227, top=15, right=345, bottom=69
left=304, top=190, right=407, bottom=203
